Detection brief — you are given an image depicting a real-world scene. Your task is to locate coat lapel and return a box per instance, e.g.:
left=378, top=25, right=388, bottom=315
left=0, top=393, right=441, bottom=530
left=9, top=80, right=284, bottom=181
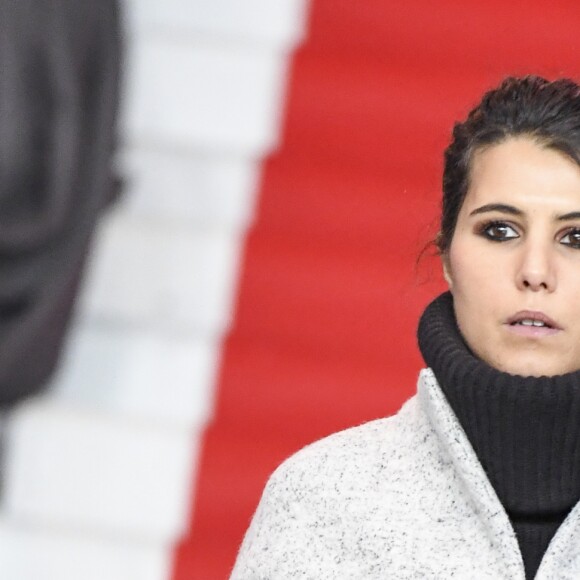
left=418, top=368, right=526, bottom=579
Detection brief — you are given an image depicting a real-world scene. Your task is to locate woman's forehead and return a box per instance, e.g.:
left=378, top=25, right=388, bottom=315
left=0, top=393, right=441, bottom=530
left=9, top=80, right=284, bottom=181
left=464, top=138, right=580, bottom=215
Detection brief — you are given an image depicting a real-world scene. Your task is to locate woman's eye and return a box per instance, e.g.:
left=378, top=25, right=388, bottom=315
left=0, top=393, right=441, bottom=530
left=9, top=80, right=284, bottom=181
left=560, top=229, right=580, bottom=249
left=480, top=222, right=519, bottom=241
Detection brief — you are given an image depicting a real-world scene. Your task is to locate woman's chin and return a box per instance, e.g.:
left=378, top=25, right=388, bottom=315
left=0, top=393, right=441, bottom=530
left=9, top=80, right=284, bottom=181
left=491, top=353, right=579, bottom=378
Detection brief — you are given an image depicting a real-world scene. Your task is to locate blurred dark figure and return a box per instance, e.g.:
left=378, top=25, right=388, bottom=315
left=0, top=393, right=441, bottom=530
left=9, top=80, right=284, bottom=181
left=0, top=1, right=122, bottom=406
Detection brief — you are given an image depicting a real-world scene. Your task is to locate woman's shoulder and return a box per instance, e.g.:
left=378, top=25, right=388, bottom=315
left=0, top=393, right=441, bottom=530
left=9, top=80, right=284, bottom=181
left=230, top=387, right=462, bottom=579
left=267, top=393, right=431, bottom=495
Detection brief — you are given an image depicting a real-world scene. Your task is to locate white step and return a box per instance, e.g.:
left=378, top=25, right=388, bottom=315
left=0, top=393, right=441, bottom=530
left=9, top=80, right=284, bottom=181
left=122, top=38, right=289, bottom=156
left=50, top=323, right=218, bottom=428
left=0, top=518, right=171, bottom=580
left=118, top=147, right=259, bottom=228
left=125, top=0, right=308, bottom=50
left=81, top=210, right=243, bottom=334
left=3, top=401, right=198, bottom=542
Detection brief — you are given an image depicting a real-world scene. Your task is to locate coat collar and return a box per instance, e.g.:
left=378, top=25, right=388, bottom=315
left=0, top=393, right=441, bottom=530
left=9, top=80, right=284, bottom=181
left=418, top=368, right=525, bottom=578
left=418, top=368, right=580, bottom=579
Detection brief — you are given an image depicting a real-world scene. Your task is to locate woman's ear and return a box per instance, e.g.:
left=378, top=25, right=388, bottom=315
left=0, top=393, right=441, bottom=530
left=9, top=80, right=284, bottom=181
left=442, top=255, right=453, bottom=290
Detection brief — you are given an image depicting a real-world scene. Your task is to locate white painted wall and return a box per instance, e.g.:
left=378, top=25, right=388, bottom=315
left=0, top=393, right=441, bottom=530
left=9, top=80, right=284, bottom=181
left=0, top=1, right=309, bottom=578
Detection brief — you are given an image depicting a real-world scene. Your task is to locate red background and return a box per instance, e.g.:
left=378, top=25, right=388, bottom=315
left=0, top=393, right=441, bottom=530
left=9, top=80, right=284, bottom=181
left=174, top=1, right=580, bottom=577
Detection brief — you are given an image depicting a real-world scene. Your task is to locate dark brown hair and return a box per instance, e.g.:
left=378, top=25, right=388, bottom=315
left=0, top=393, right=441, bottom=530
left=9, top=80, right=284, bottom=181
left=438, top=75, right=580, bottom=253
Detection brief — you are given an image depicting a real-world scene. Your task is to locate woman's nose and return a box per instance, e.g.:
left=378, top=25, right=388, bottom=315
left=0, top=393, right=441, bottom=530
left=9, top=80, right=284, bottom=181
left=515, top=241, right=557, bottom=292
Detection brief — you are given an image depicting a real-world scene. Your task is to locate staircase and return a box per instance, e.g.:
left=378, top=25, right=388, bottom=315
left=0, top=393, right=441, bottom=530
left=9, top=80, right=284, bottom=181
left=174, top=1, right=580, bottom=578
left=1, top=2, right=579, bottom=579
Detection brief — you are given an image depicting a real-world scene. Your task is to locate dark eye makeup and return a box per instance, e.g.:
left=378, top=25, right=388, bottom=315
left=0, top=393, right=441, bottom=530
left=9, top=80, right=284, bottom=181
left=560, top=228, right=580, bottom=249
left=476, top=220, right=580, bottom=249
left=477, top=220, right=519, bottom=242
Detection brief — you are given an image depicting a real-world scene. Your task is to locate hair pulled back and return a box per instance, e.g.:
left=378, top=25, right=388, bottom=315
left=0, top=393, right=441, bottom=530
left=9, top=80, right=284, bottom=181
left=439, top=75, right=580, bottom=253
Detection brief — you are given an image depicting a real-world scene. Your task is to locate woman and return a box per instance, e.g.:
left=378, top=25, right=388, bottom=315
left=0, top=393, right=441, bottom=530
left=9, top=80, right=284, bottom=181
left=230, top=76, right=580, bottom=579
left=0, top=0, right=122, bottom=405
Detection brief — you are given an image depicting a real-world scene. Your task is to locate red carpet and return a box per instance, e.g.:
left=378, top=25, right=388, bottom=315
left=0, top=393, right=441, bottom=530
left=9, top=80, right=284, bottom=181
left=173, top=2, right=580, bottom=578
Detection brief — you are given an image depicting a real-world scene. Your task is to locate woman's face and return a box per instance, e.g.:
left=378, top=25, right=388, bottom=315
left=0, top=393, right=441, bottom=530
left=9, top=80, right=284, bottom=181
left=445, top=137, right=580, bottom=377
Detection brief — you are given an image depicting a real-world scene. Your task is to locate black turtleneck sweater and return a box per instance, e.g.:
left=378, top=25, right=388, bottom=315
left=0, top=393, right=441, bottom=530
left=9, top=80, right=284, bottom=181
left=417, top=292, right=580, bottom=580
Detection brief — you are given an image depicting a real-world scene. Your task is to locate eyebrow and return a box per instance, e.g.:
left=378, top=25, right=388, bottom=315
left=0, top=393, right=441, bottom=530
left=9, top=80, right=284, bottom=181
left=557, top=211, right=580, bottom=221
left=469, top=204, right=580, bottom=222
left=469, top=203, right=522, bottom=217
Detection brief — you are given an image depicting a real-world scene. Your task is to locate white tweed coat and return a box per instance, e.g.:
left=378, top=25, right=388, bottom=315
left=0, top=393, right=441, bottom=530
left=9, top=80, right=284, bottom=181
left=230, top=369, right=580, bottom=579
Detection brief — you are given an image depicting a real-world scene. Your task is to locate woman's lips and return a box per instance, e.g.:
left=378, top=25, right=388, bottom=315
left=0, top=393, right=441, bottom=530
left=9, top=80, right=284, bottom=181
left=505, top=310, right=562, bottom=337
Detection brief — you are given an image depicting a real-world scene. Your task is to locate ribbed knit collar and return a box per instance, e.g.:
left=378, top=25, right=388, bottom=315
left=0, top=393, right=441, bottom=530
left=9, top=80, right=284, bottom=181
left=417, top=291, right=580, bottom=579
left=417, top=291, right=580, bottom=515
